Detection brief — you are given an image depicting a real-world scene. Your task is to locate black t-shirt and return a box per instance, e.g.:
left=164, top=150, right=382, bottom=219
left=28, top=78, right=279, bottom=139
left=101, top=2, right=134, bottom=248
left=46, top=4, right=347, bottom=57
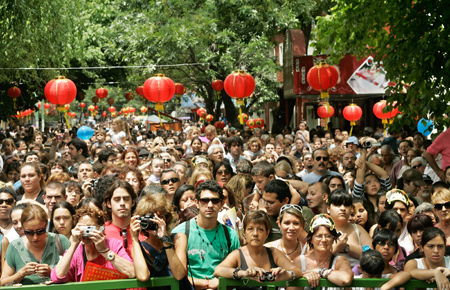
left=16, top=189, right=45, bottom=205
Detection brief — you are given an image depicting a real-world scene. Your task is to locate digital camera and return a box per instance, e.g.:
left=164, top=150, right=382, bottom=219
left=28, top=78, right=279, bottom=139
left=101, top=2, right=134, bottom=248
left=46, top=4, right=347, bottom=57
left=259, top=271, right=275, bottom=282
left=80, top=226, right=96, bottom=237
left=138, top=214, right=158, bottom=231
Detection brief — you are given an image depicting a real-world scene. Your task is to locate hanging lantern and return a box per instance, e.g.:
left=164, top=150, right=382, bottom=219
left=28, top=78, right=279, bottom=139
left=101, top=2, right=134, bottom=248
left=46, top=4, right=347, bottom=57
left=205, top=114, right=213, bottom=123
left=44, top=76, right=77, bottom=112
left=174, top=83, right=185, bottom=103
left=92, top=96, right=99, bottom=104
left=238, top=113, right=249, bottom=123
left=8, top=86, right=21, bottom=109
left=373, top=100, right=399, bottom=124
left=343, top=103, right=363, bottom=136
left=94, top=105, right=98, bottom=110
left=102, top=111, right=107, bottom=117
left=96, top=87, right=108, bottom=99
left=143, top=74, right=175, bottom=111
left=125, top=92, right=135, bottom=101
left=196, top=108, right=207, bottom=120
left=108, top=106, right=116, bottom=113
left=214, top=121, right=226, bottom=130
left=307, top=63, right=339, bottom=100
left=111, top=112, right=117, bottom=118
left=107, top=97, right=114, bottom=106
left=212, top=79, right=224, bottom=100
left=44, top=103, right=51, bottom=110
left=130, top=107, right=136, bottom=114
left=135, top=86, right=144, bottom=96
left=84, top=112, right=88, bottom=117
left=224, top=71, right=255, bottom=124
left=141, top=106, right=148, bottom=114
left=317, top=104, right=335, bottom=130
left=64, top=104, right=70, bottom=111
left=88, top=105, right=95, bottom=112
left=255, top=118, right=265, bottom=128
left=246, top=119, right=256, bottom=130
left=79, top=102, right=86, bottom=109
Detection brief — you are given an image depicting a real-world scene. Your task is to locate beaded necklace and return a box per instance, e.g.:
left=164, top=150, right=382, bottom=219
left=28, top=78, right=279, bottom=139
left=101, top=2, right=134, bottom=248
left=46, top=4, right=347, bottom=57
left=195, top=219, right=221, bottom=250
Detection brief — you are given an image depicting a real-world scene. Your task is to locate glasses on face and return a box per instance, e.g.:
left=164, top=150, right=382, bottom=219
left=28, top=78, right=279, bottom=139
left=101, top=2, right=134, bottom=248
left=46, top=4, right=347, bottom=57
left=315, top=156, right=329, bottom=162
left=434, top=201, right=450, bottom=211
left=217, top=170, right=230, bottom=175
left=262, top=199, right=276, bottom=207
left=313, top=234, right=334, bottom=241
left=412, top=164, right=423, bottom=169
left=377, top=241, right=396, bottom=247
left=161, top=177, right=180, bottom=185
left=199, top=198, right=222, bottom=205
left=163, top=158, right=172, bottom=163
left=0, top=198, right=15, bottom=205
left=24, top=226, right=47, bottom=236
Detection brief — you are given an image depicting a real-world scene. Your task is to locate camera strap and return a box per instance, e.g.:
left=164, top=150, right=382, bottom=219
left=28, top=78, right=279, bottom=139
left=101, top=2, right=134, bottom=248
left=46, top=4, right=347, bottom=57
left=139, top=242, right=163, bottom=272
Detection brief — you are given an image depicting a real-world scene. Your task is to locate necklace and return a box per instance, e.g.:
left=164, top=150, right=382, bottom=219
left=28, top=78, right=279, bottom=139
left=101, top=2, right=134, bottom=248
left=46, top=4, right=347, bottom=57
left=314, top=253, right=331, bottom=269
left=280, top=240, right=300, bottom=257
left=195, top=220, right=221, bottom=250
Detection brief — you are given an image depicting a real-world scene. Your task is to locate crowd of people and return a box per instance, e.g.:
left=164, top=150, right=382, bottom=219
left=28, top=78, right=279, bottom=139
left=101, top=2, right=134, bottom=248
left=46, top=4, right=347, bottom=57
left=0, top=117, right=449, bottom=290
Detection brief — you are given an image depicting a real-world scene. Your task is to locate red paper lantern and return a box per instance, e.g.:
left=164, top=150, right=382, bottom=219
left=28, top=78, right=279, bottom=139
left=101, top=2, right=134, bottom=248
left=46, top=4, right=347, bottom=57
left=214, top=121, right=226, bottom=129
left=246, top=119, right=255, bottom=129
left=96, top=87, right=108, bottom=99
left=238, top=113, right=249, bottom=123
left=107, top=97, right=114, bottom=106
left=135, top=86, right=144, bottom=96
left=108, top=106, right=116, bottom=113
left=64, top=104, right=70, bottom=111
left=317, top=105, right=335, bottom=119
left=129, top=107, right=136, bottom=113
left=141, top=106, right=148, bottom=114
left=224, top=71, right=255, bottom=106
left=79, top=102, right=86, bottom=109
left=343, top=103, right=363, bottom=136
left=205, top=114, right=213, bottom=122
left=212, top=79, right=224, bottom=92
left=88, top=105, right=95, bottom=112
left=94, top=105, right=99, bottom=111
left=102, top=111, right=107, bottom=117
left=44, top=103, right=51, bottom=110
left=143, top=74, right=175, bottom=111
left=373, top=100, right=399, bottom=124
left=92, top=96, right=99, bottom=104
left=307, top=63, right=339, bottom=99
left=255, top=118, right=265, bottom=128
left=8, top=86, right=21, bottom=108
left=111, top=112, right=117, bottom=117
left=84, top=112, right=88, bottom=117
left=174, top=83, right=185, bottom=95
left=125, top=92, right=135, bottom=101
left=196, top=108, right=207, bottom=118
left=44, top=76, right=77, bottom=111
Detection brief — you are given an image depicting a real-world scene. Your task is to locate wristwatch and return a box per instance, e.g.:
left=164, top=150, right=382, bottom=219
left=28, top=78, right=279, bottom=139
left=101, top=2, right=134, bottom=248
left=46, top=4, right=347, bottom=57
left=343, top=245, right=350, bottom=253
left=106, top=251, right=115, bottom=261
left=233, top=267, right=241, bottom=280
left=158, top=235, right=174, bottom=246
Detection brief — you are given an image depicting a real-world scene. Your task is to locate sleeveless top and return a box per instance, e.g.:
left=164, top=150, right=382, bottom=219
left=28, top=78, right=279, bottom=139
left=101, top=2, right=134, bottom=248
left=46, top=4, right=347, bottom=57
left=415, top=256, right=450, bottom=290
left=238, top=247, right=277, bottom=270
left=300, top=254, right=341, bottom=290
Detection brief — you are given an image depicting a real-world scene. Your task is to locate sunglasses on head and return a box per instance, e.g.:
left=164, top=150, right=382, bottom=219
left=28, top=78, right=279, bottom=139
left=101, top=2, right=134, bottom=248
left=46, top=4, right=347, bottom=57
left=161, top=177, right=180, bottom=185
left=24, top=227, right=47, bottom=236
left=199, top=198, right=222, bottom=205
left=315, top=156, right=329, bottom=162
left=434, top=201, right=450, bottom=211
left=0, top=198, right=14, bottom=205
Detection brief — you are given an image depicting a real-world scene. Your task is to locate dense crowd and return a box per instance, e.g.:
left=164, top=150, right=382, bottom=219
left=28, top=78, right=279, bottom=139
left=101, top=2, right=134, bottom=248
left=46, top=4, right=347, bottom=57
left=0, top=118, right=450, bottom=290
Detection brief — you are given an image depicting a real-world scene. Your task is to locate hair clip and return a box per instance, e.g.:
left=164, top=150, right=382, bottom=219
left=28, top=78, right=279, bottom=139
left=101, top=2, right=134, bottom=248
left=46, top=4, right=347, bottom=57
left=362, top=245, right=371, bottom=253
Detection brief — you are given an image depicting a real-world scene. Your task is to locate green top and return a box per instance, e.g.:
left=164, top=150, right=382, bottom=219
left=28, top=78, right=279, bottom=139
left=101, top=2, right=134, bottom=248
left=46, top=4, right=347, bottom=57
left=6, top=233, right=70, bottom=285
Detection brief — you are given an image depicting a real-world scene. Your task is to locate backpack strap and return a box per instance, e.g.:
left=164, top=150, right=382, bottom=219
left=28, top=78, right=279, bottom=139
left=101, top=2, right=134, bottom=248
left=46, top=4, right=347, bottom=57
left=221, top=223, right=231, bottom=254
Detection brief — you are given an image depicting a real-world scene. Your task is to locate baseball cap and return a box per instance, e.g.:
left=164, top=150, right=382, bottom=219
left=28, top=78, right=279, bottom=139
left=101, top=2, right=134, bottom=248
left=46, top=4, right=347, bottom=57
left=386, top=189, right=410, bottom=206
left=422, top=174, right=433, bottom=184
left=402, top=168, right=426, bottom=187
left=347, top=136, right=358, bottom=145
left=192, top=155, right=211, bottom=167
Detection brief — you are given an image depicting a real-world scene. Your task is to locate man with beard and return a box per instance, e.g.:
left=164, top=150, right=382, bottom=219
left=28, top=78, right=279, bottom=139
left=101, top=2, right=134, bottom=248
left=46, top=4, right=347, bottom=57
left=297, top=152, right=314, bottom=179
left=160, top=169, right=181, bottom=203
left=103, top=180, right=138, bottom=256
left=302, top=149, right=341, bottom=184
left=341, top=152, right=356, bottom=172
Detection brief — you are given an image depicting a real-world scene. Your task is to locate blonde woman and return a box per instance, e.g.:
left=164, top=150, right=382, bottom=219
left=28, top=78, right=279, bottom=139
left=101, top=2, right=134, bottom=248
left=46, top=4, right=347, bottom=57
left=188, top=168, right=214, bottom=187
left=108, top=118, right=129, bottom=145
left=243, top=137, right=265, bottom=164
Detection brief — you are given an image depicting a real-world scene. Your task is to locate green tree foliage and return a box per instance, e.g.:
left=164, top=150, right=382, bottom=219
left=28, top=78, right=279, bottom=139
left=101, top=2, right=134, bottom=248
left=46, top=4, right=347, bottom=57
left=313, top=0, right=450, bottom=135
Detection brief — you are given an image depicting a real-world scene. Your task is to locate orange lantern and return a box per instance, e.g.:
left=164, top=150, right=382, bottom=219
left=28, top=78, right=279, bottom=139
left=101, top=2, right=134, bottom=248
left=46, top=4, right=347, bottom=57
left=108, top=106, right=116, bottom=113
left=343, top=103, right=363, bottom=136
left=238, top=113, right=249, bottom=123
left=44, top=76, right=77, bottom=112
left=125, top=92, right=135, bottom=101
left=317, top=105, right=335, bottom=130
left=143, top=74, right=175, bottom=111
left=8, top=86, right=21, bottom=109
left=129, top=107, right=136, bottom=114
left=65, top=104, right=70, bottom=111
left=96, top=87, right=108, bottom=99
left=307, top=63, right=339, bottom=100
left=135, top=86, right=144, bottom=96
left=141, top=106, right=148, bottom=114
left=205, top=114, right=213, bottom=122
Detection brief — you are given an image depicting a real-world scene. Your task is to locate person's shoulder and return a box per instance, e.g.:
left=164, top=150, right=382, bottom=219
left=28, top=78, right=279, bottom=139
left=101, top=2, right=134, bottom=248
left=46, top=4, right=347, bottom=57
left=172, top=220, right=188, bottom=233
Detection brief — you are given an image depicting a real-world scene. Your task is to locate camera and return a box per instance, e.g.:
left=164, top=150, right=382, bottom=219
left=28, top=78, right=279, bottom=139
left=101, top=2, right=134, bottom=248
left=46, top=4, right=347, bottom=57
left=138, top=214, right=158, bottom=231
left=259, top=271, right=275, bottom=282
left=91, top=179, right=98, bottom=188
left=80, top=225, right=97, bottom=237
left=360, top=141, right=381, bottom=149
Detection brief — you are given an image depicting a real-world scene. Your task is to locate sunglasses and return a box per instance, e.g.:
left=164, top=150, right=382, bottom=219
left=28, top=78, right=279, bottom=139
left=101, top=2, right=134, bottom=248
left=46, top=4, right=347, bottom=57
left=280, top=204, right=303, bottom=213
left=412, top=164, right=423, bottom=169
left=24, top=226, right=47, bottom=236
left=377, top=241, right=396, bottom=247
left=199, top=198, right=222, bottom=205
left=315, top=156, right=329, bottom=162
left=217, top=170, right=230, bottom=175
left=163, top=158, right=172, bottom=163
left=434, top=201, right=450, bottom=211
left=0, top=198, right=15, bottom=205
left=161, top=177, right=180, bottom=185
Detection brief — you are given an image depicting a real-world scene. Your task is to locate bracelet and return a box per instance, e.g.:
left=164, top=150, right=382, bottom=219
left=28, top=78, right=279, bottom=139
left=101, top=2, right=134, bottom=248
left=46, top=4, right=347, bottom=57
left=286, top=270, right=296, bottom=282
left=98, top=248, right=110, bottom=254
left=233, top=267, right=241, bottom=280
left=324, top=269, right=333, bottom=278
left=205, top=276, right=209, bottom=289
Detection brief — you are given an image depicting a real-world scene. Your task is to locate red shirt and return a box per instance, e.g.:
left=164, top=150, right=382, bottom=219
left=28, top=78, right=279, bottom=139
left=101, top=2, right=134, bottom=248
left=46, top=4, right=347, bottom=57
left=104, top=221, right=145, bottom=257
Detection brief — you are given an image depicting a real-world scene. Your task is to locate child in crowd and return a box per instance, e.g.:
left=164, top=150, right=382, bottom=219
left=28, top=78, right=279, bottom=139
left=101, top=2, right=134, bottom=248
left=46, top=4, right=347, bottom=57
left=146, top=157, right=164, bottom=184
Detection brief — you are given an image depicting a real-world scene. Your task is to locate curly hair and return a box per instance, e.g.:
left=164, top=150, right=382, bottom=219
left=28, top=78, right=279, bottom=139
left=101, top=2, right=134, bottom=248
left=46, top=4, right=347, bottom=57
left=75, top=205, right=105, bottom=226
left=135, top=193, right=176, bottom=233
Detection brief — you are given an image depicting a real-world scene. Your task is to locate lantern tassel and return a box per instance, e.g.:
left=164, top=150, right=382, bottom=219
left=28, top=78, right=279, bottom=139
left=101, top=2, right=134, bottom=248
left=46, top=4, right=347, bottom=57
left=325, top=118, right=329, bottom=131
left=158, top=110, right=162, bottom=127
left=349, top=121, right=356, bottom=136
left=320, top=91, right=329, bottom=99
left=236, top=99, right=245, bottom=107
left=217, top=91, right=221, bottom=101
left=155, top=103, right=164, bottom=112
left=239, top=106, right=243, bottom=125
left=13, top=99, right=16, bottom=109
left=64, top=112, right=71, bottom=130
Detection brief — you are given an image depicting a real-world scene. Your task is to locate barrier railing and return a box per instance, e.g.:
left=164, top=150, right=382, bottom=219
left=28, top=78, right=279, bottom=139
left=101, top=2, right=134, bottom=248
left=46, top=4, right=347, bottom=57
left=218, top=277, right=437, bottom=290
left=0, top=277, right=179, bottom=290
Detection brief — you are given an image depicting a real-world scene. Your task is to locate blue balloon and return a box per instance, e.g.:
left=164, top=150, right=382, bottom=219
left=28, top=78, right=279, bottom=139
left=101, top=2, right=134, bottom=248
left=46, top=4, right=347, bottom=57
left=77, top=126, right=95, bottom=140
left=417, top=118, right=433, bottom=137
